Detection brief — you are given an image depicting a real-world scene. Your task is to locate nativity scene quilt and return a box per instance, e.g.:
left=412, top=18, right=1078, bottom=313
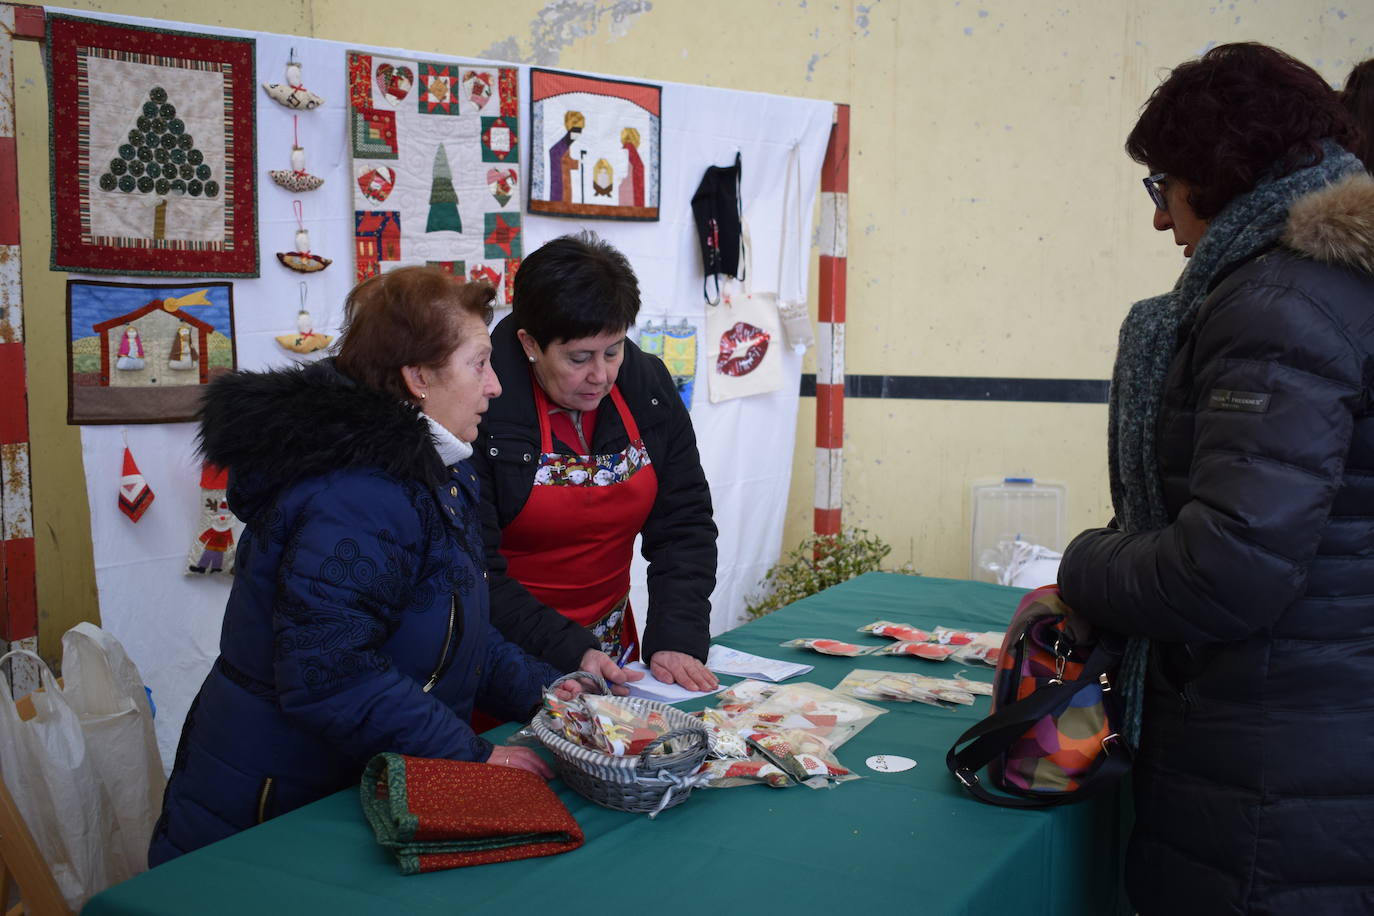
left=66, top=279, right=237, bottom=424
left=528, top=69, right=660, bottom=221
left=47, top=15, right=258, bottom=277
left=349, top=51, right=522, bottom=302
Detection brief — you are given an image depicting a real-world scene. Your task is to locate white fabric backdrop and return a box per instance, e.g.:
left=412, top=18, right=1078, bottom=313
left=55, top=8, right=834, bottom=767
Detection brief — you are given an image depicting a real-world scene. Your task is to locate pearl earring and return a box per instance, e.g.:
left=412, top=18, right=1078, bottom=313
left=419, top=392, right=427, bottom=399
left=527, top=355, right=536, bottom=364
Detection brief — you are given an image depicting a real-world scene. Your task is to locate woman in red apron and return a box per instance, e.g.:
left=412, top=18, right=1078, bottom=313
left=473, top=233, right=719, bottom=696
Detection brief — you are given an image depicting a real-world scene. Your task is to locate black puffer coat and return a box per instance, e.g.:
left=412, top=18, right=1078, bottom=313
left=1060, top=173, right=1374, bottom=914
left=471, top=316, right=717, bottom=672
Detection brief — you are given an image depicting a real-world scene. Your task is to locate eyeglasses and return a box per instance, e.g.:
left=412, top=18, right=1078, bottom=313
left=1143, top=172, right=1169, bottom=212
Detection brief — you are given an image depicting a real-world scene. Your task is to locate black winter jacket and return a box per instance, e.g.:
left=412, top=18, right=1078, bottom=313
left=1060, top=174, right=1374, bottom=915
left=471, top=316, right=717, bottom=672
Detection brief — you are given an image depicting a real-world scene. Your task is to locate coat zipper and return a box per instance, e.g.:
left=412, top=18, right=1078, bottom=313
left=255, top=777, right=274, bottom=824
left=422, top=595, right=459, bottom=693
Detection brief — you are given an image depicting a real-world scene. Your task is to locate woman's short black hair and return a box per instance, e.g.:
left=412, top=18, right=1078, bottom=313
left=1341, top=57, right=1374, bottom=171
left=1126, top=42, right=1357, bottom=219
left=512, top=232, right=640, bottom=347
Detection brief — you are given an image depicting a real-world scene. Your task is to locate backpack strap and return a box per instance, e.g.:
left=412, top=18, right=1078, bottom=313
left=946, top=642, right=1132, bottom=808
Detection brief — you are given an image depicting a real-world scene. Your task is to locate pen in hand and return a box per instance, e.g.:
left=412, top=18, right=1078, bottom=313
left=616, top=642, right=636, bottom=668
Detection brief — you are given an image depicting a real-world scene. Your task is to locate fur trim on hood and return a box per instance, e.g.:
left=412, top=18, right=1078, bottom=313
left=197, top=359, right=446, bottom=520
left=1284, top=171, right=1374, bottom=275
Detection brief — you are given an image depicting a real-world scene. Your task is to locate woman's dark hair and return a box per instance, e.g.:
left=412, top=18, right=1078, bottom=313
left=512, top=232, right=640, bottom=347
left=336, top=266, right=495, bottom=402
left=1126, top=42, right=1357, bottom=219
left=1340, top=57, right=1374, bottom=171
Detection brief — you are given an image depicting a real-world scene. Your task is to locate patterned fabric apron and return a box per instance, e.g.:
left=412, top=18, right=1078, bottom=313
left=500, top=383, right=658, bottom=659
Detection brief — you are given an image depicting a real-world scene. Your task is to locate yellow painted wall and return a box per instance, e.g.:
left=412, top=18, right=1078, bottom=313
left=21, top=1, right=1374, bottom=653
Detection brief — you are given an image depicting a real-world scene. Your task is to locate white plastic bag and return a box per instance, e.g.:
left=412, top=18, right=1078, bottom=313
left=0, top=649, right=123, bottom=912
left=61, top=623, right=166, bottom=881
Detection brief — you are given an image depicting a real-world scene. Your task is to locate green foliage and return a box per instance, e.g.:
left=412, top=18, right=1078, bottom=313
left=745, top=527, right=915, bottom=619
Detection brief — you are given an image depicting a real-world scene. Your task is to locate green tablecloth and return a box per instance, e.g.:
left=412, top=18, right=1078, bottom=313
left=84, top=573, right=1123, bottom=915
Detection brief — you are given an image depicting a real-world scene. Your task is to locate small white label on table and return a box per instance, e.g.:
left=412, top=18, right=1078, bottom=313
left=865, top=754, right=917, bottom=773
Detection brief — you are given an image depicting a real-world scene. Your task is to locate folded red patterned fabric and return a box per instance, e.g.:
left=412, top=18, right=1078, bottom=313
left=361, top=752, right=584, bottom=874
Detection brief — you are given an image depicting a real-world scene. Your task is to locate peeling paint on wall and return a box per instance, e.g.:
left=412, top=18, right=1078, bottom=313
left=479, top=0, right=654, bottom=65
left=481, top=36, right=525, bottom=62
left=806, top=51, right=830, bottom=81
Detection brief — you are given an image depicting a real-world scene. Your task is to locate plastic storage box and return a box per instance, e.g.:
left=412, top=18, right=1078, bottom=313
left=969, top=478, right=1066, bottom=584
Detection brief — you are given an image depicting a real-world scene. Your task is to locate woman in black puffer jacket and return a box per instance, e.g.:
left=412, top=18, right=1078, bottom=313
left=1058, top=43, right=1374, bottom=915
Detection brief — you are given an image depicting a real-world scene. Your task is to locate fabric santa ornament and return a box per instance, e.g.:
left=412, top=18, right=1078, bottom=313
left=118, top=447, right=154, bottom=522
left=186, top=464, right=238, bottom=575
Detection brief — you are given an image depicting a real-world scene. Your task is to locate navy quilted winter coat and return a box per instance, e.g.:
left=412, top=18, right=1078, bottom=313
left=148, top=360, right=562, bottom=866
left=1060, top=174, right=1374, bottom=914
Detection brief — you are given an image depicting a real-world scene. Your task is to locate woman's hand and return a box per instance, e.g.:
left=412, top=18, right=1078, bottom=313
left=550, top=674, right=598, bottom=701
left=649, top=650, right=718, bottom=692
left=577, top=648, right=644, bottom=697
left=487, top=745, right=552, bottom=778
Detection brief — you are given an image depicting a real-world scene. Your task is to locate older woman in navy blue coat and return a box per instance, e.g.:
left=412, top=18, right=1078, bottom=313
left=150, top=269, right=580, bottom=866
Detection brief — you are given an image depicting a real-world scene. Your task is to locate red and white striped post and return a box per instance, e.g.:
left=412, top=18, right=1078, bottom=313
left=814, top=103, right=849, bottom=537
left=1, top=3, right=44, bottom=691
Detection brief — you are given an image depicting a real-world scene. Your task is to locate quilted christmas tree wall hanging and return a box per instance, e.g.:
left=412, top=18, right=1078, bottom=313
left=47, top=15, right=259, bottom=277
left=348, top=50, right=522, bottom=303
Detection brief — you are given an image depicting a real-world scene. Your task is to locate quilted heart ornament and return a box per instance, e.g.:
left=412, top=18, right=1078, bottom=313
left=462, top=70, right=493, bottom=109
left=375, top=63, right=414, bottom=106
left=487, top=168, right=517, bottom=207
left=470, top=264, right=501, bottom=288
left=356, top=165, right=396, bottom=204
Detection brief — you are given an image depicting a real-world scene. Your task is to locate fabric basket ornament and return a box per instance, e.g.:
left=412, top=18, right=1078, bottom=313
left=530, top=672, right=710, bottom=817
left=276, top=200, right=331, bottom=273
left=361, top=752, right=583, bottom=874
left=276, top=281, right=332, bottom=354
left=945, top=584, right=1132, bottom=807
left=262, top=49, right=324, bottom=110
left=268, top=116, right=325, bottom=193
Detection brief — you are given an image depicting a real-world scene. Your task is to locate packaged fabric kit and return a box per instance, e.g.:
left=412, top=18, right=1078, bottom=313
left=779, top=638, right=875, bottom=657
left=691, top=681, right=880, bottom=790
left=857, top=621, right=1005, bottom=666
left=835, top=669, right=993, bottom=707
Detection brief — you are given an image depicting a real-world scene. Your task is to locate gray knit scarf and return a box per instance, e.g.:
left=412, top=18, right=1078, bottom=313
left=1109, top=140, right=1364, bottom=747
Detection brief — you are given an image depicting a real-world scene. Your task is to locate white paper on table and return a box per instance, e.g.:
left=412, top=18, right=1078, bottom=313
left=706, top=644, right=814, bottom=682
left=622, top=661, right=725, bottom=703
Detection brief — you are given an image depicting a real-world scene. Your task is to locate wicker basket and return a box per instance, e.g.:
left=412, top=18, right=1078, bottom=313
left=531, top=672, right=711, bottom=817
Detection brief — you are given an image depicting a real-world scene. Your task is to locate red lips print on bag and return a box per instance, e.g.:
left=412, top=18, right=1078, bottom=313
left=716, top=321, right=770, bottom=376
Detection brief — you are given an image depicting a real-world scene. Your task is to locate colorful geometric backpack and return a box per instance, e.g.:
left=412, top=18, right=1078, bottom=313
left=946, top=585, right=1132, bottom=807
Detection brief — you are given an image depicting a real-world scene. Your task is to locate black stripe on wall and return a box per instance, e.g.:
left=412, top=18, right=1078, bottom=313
left=800, top=374, right=1110, bottom=404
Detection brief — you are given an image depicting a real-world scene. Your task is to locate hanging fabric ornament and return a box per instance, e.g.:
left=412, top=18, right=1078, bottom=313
left=276, top=281, right=333, bottom=354
left=187, top=464, right=237, bottom=575
left=268, top=116, right=325, bottom=193
left=262, top=48, right=325, bottom=110
left=277, top=200, right=331, bottom=272
left=118, top=442, right=154, bottom=522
